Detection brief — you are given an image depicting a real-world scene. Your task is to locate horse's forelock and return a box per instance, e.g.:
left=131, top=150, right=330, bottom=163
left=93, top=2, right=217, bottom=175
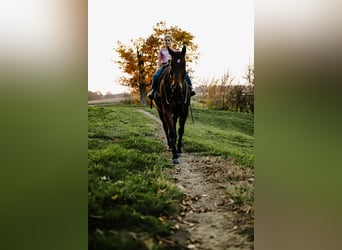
left=169, top=53, right=185, bottom=89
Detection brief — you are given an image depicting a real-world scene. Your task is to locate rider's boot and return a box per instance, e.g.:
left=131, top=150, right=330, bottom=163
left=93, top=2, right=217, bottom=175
left=148, top=89, right=155, bottom=99
left=189, top=86, right=196, bottom=96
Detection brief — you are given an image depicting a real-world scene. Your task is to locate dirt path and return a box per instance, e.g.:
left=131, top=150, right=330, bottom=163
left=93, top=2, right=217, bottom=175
left=139, top=110, right=254, bottom=250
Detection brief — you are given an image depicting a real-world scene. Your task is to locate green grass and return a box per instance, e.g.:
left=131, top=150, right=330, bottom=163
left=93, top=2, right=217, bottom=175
left=89, top=104, right=254, bottom=249
left=88, top=105, right=182, bottom=250
left=142, top=106, right=254, bottom=167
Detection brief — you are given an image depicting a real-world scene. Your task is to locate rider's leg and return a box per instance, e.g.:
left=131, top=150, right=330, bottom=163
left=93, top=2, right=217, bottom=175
left=148, top=66, right=165, bottom=99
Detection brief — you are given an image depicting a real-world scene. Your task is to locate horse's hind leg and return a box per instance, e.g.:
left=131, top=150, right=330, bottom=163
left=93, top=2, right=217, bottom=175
left=177, top=112, right=188, bottom=154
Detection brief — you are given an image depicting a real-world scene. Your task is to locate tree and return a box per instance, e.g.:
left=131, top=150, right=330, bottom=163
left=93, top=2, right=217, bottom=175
left=220, top=71, right=234, bottom=110
left=243, top=63, right=254, bottom=113
left=206, top=78, right=219, bottom=109
left=197, top=78, right=211, bottom=108
left=114, top=21, right=199, bottom=105
left=243, top=63, right=254, bottom=85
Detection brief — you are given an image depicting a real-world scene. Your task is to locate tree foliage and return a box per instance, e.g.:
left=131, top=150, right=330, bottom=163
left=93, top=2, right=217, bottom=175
left=114, top=21, right=199, bottom=94
left=243, top=63, right=254, bottom=85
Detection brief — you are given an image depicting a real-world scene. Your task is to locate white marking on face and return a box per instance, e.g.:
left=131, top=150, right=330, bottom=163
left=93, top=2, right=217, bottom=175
left=177, top=59, right=181, bottom=63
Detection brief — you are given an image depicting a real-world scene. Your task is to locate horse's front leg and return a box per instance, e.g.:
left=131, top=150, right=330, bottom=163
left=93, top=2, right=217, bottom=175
left=173, top=113, right=179, bottom=149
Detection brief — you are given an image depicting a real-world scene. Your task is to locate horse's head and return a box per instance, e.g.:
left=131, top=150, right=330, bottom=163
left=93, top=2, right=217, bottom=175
left=167, top=45, right=186, bottom=94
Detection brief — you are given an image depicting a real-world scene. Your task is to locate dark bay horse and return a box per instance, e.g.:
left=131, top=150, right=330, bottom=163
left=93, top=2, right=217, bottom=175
left=152, top=45, right=191, bottom=164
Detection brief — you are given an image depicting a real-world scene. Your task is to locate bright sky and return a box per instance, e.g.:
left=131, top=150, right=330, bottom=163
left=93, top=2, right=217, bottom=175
left=88, top=0, right=254, bottom=94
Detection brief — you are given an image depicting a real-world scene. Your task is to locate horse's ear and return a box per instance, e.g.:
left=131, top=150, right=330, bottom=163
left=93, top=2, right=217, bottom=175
left=181, top=45, right=186, bottom=56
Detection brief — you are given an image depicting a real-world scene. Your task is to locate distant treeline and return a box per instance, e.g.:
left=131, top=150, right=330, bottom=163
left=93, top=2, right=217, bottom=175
left=194, top=84, right=254, bottom=113
left=89, top=84, right=254, bottom=114
left=88, top=91, right=130, bottom=101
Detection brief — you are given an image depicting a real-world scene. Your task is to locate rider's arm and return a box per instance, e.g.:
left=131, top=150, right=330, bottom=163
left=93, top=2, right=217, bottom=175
left=157, top=59, right=162, bottom=68
left=157, top=48, right=164, bottom=68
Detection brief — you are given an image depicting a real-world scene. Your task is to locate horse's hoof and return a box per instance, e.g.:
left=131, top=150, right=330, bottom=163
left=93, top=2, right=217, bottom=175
left=173, top=158, right=180, bottom=164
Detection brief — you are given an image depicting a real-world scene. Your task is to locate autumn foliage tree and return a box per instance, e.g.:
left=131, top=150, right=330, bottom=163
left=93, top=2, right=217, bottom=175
left=114, top=21, right=199, bottom=105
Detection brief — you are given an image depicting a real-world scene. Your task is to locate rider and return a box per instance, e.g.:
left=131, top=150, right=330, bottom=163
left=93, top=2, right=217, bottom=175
left=147, top=34, right=196, bottom=99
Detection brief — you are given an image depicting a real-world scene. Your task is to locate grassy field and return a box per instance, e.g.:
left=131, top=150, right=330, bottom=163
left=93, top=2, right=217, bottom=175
left=88, top=104, right=254, bottom=249
left=142, top=105, right=254, bottom=167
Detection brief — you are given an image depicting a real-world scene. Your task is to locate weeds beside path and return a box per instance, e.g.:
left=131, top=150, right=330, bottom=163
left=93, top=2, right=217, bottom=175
left=139, top=109, right=254, bottom=250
